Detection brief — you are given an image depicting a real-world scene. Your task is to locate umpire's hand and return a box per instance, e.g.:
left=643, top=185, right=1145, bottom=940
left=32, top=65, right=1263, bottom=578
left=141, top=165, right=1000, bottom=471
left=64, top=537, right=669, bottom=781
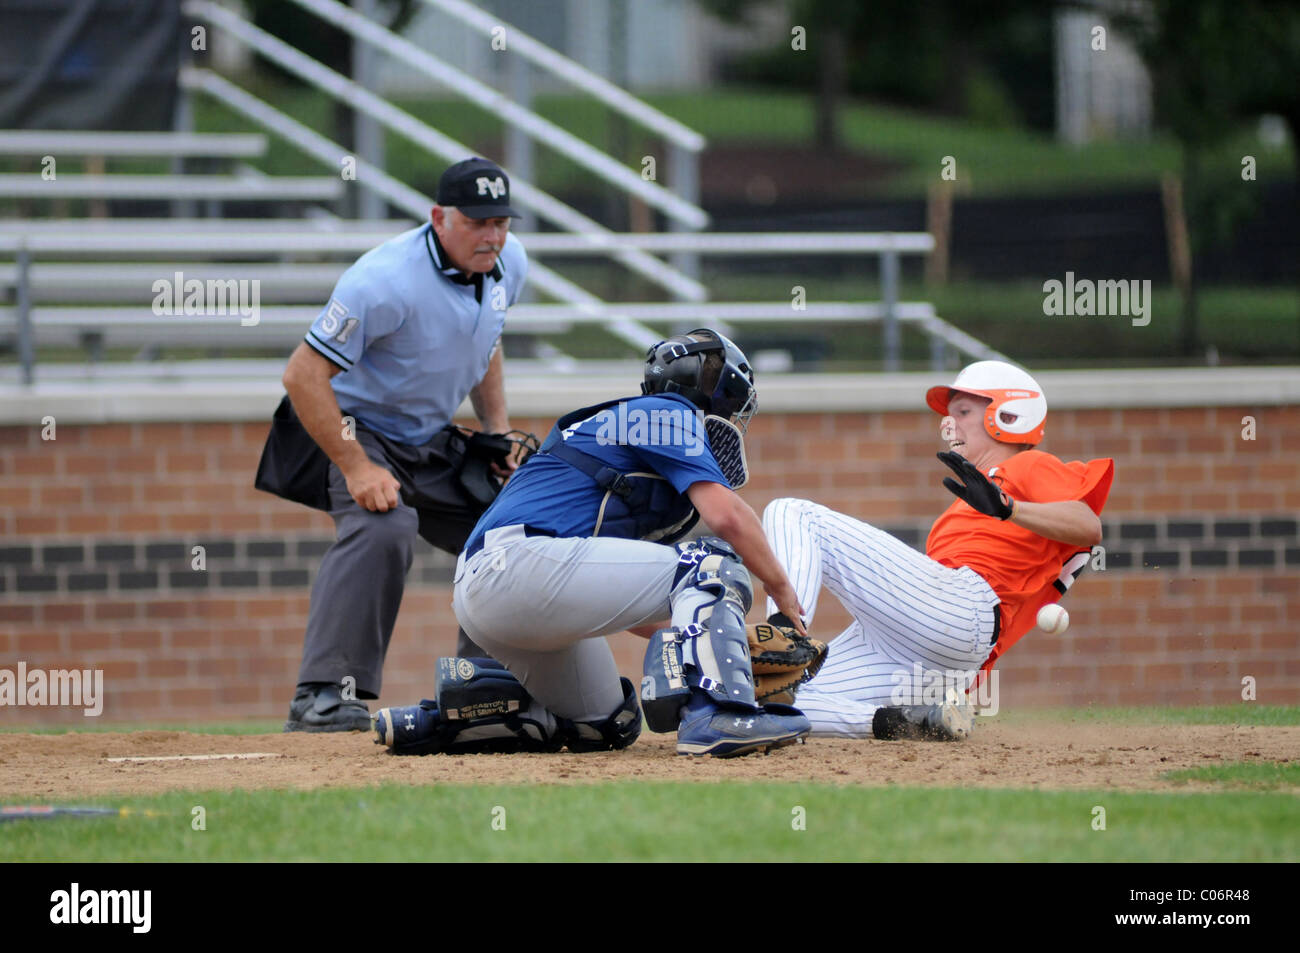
left=490, top=453, right=519, bottom=480
left=344, top=459, right=402, bottom=512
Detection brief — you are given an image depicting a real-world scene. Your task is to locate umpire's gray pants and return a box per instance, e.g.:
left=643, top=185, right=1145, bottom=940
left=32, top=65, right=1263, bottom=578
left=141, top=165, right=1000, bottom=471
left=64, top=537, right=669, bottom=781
left=453, top=530, right=680, bottom=722
left=297, top=429, right=483, bottom=697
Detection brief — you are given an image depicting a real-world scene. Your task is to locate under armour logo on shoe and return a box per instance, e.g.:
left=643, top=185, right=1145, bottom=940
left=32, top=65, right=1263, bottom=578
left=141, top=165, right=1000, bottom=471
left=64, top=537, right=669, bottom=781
left=404, top=713, right=415, bottom=730
left=732, top=717, right=754, bottom=730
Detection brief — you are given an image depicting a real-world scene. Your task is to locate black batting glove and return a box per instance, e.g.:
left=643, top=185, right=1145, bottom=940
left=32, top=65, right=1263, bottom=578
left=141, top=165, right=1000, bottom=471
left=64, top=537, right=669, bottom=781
left=937, top=451, right=1015, bottom=520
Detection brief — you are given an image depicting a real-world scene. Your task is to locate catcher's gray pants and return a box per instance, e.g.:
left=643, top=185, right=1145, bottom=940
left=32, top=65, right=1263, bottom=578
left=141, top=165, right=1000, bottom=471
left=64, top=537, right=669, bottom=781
left=297, top=429, right=485, bottom=698
left=453, top=528, right=681, bottom=722
left=762, top=497, right=1000, bottom=737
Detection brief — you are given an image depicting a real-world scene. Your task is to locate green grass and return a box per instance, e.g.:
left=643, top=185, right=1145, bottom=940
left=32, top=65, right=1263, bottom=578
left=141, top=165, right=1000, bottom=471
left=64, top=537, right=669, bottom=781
left=5, top=708, right=1296, bottom=861
left=6, top=83, right=1290, bottom=212
left=651, top=90, right=1231, bottom=197
left=403, top=89, right=1292, bottom=197
left=3, top=781, right=1297, bottom=862
left=179, top=83, right=1294, bottom=199
left=1165, top=761, right=1300, bottom=791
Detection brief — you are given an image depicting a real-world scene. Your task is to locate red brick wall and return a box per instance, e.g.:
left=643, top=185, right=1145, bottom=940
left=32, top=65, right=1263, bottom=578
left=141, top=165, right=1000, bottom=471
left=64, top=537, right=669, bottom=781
left=2, top=404, right=1297, bottom=725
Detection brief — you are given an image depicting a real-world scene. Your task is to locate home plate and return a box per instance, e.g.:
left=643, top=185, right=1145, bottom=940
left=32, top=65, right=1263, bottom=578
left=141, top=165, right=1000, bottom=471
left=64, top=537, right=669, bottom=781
left=105, top=753, right=283, bottom=763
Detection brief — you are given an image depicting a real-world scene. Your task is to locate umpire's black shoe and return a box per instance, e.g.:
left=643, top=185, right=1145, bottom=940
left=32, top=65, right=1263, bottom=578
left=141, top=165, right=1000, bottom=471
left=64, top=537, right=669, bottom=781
left=872, top=697, right=974, bottom=742
left=283, top=683, right=372, bottom=733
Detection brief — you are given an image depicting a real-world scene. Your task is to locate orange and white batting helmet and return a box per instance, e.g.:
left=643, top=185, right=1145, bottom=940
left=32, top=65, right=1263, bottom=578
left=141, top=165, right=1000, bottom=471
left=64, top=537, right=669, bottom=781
left=925, top=360, right=1048, bottom=446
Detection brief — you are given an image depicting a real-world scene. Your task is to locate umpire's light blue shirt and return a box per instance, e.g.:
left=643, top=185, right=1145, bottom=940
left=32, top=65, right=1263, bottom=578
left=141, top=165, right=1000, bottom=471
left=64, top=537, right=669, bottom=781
left=304, top=224, right=527, bottom=445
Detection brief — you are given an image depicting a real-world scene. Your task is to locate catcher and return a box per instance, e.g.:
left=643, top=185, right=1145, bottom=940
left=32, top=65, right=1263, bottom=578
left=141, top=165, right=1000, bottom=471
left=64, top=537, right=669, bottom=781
left=373, top=329, right=823, bottom=758
left=762, top=360, right=1113, bottom=741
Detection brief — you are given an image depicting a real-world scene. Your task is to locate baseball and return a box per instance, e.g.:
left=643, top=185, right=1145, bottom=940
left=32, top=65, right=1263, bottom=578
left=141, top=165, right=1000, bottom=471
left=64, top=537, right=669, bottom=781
left=1036, top=603, right=1070, bottom=634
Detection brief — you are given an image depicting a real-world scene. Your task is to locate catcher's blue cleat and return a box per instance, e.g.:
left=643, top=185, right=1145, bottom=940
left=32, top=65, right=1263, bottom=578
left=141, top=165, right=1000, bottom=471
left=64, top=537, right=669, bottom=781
left=675, top=692, right=810, bottom=758
left=373, top=700, right=443, bottom=755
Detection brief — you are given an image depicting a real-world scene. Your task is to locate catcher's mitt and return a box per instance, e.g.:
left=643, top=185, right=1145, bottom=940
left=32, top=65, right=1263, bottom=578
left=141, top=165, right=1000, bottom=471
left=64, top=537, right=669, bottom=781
left=748, top=623, right=828, bottom=705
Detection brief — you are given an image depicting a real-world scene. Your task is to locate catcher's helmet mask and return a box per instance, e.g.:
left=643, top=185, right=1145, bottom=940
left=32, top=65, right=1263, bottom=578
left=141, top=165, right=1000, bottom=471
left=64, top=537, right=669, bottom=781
left=641, top=328, right=757, bottom=432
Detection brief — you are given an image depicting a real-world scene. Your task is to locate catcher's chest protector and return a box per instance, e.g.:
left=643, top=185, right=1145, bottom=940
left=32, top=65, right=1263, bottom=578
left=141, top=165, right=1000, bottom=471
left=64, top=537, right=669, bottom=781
left=537, top=398, right=699, bottom=544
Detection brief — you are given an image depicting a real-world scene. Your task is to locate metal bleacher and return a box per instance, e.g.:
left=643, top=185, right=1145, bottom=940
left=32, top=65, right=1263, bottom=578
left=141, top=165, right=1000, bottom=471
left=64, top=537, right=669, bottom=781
left=0, top=130, right=268, bottom=158
left=0, top=0, right=1007, bottom=387
left=0, top=130, right=343, bottom=205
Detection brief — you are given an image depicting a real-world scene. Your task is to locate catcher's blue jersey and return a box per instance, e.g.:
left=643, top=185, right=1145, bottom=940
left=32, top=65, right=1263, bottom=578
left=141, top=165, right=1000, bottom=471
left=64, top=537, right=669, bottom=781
left=465, top=392, right=728, bottom=551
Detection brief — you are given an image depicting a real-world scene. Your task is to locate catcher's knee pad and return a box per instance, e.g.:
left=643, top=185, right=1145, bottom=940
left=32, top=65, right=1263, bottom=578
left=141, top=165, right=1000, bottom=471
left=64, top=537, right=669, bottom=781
left=641, top=538, right=758, bottom=732
left=560, top=678, right=642, bottom=752
left=422, top=657, right=563, bottom=754
left=669, top=537, right=753, bottom=613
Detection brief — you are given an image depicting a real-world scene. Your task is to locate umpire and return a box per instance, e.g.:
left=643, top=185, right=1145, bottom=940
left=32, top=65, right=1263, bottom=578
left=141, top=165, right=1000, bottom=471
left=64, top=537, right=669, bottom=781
left=255, top=157, right=527, bottom=732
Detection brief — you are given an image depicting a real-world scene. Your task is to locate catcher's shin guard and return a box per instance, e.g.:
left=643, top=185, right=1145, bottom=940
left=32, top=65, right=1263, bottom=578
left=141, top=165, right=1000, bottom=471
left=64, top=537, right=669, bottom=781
left=374, top=657, right=562, bottom=755
left=376, top=659, right=642, bottom=754
left=560, top=677, right=643, bottom=752
left=641, top=626, right=691, bottom=732
left=641, top=538, right=758, bottom=732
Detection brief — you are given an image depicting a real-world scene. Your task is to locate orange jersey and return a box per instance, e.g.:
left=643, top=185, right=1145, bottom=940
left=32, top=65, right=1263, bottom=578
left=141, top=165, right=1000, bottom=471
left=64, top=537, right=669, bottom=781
left=925, top=449, right=1114, bottom=669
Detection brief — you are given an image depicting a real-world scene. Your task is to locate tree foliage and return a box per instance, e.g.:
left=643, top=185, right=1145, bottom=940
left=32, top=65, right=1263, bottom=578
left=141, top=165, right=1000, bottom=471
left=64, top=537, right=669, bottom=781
left=1118, top=0, right=1300, bottom=353
left=1122, top=0, right=1300, bottom=160
left=242, top=0, right=417, bottom=81
left=696, top=0, right=1055, bottom=142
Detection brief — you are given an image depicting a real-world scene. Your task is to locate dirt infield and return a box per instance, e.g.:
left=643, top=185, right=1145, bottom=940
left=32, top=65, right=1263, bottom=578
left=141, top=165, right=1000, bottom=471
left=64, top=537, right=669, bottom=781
left=2, top=720, right=1297, bottom=798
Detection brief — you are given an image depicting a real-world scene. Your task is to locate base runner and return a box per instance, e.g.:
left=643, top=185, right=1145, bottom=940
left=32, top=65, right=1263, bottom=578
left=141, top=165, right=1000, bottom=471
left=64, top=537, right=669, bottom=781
left=763, top=360, right=1114, bottom=740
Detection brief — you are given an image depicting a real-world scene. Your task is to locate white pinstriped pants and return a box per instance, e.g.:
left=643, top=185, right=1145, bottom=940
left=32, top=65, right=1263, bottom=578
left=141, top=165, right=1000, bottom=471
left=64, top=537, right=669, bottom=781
left=762, top=498, right=1000, bottom=737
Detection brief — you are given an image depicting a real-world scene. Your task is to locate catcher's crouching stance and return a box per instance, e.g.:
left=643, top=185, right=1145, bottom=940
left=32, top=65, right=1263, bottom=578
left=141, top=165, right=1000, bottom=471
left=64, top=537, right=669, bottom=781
left=374, top=329, right=823, bottom=758
left=373, top=606, right=826, bottom=756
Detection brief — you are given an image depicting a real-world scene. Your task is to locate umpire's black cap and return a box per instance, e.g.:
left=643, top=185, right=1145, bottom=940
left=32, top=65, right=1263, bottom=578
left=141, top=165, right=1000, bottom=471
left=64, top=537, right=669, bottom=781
left=436, top=157, right=522, bottom=219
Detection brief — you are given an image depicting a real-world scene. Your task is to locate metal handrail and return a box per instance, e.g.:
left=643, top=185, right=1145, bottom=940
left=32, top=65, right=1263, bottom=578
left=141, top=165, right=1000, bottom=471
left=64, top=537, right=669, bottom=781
left=183, top=1, right=706, bottom=303
left=1, top=302, right=940, bottom=326
left=417, top=0, right=705, bottom=152
left=0, top=173, right=342, bottom=200
left=283, top=0, right=706, bottom=229
left=2, top=303, right=1005, bottom=375
left=177, top=68, right=660, bottom=352
left=0, top=229, right=934, bottom=256
left=0, top=130, right=267, bottom=157
left=180, top=68, right=432, bottom=215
